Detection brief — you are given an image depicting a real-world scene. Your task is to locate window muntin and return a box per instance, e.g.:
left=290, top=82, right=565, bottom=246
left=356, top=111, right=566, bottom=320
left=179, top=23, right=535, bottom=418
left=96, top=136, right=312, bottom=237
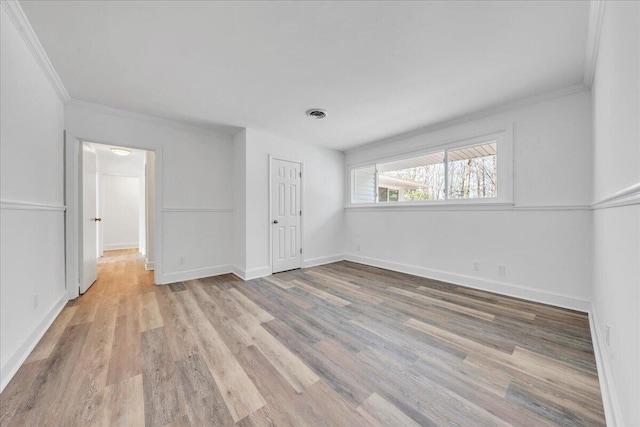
left=447, top=142, right=497, bottom=199
left=350, top=140, right=500, bottom=205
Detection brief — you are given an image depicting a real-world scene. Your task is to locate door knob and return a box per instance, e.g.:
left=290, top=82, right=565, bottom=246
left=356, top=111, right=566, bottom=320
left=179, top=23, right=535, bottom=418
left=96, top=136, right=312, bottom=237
left=273, top=220, right=278, bottom=224
left=93, top=217, right=102, bottom=222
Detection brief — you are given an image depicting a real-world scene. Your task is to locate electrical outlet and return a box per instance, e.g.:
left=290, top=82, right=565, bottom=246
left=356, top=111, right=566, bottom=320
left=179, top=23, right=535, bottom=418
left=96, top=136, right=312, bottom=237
left=498, top=265, right=506, bottom=276
left=605, top=324, right=611, bottom=346
left=33, top=294, right=39, bottom=309
left=473, top=262, right=480, bottom=271
left=178, top=257, right=186, bottom=266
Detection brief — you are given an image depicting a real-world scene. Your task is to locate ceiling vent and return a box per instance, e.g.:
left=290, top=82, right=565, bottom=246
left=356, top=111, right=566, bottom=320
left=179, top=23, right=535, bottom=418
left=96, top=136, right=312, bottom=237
left=306, top=108, right=327, bottom=119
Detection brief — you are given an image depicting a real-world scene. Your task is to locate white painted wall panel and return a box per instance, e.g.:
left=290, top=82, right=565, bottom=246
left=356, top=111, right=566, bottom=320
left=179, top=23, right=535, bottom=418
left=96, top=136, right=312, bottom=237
left=0, top=5, right=66, bottom=391
left=103, top=175, right=140, bottom=250
left=591, top=2, right=640, bottom=425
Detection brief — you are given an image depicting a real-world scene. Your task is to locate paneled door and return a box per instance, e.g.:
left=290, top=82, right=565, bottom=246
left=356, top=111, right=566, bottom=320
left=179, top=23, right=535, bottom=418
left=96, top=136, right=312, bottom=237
left=271, top=159, right=302, bottom=273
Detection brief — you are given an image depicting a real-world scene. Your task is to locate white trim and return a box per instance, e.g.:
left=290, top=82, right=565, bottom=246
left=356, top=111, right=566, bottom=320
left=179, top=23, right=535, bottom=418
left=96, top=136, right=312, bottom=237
left=66, top=100, right=237, bottom=138
left=161, top=207, right=233, bottom=213
left=0, top=199, right=66, bottom=211
left=0, top=294, right=67, bottom=392
left=344, top=203, right=591, bottom=212
left=158, top=265, right=233, bottom=284
left=1, top=1, right=70, bottom=103
left=145, top=262, right=155, bottom=271
left=344, top=254, right=591, bottom=312
left=592, top=182, right=640, bottom=210
left=589, top=305, right=623, bottom=427
left=104, top=243, right=138, bottom=251
left=303, top=254, right=345, bottom=269
left=231, top=265, right=272, bottom=281
left=511, top=204, right=592, bottom=211
left=584, top=0, right=606, bottom=87
left=345, top=84, right=588, bottom=155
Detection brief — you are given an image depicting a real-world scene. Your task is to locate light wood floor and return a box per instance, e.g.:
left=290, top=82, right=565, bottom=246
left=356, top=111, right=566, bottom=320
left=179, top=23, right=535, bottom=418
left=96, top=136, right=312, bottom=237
left=0, top=249, right=605, bottom=426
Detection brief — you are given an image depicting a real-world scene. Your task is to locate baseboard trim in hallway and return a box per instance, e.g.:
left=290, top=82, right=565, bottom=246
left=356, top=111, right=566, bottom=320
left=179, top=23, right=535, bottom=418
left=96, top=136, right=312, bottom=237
left=0, top=293, right=67, bottom=392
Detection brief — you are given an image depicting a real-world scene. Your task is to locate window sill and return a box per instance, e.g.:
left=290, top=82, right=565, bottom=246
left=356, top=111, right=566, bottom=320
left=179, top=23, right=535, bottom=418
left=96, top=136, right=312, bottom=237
left=343, top=202, right=596, bottom=212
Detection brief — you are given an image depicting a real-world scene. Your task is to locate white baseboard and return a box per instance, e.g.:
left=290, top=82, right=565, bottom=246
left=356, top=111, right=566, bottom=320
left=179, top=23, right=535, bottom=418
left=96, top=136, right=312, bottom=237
left=236, top=266, right=271, bottom=281
left=145, top=262, right=155, bottom=271
left=589, top=305, right=622, bottom=427
left=304, top=254, right=345, bottom=268
left=158, top=265, right=233, bottom=284
left=344, top=254, right=591, bottom=312
left=0, top=293, right=68, bottom=392
left=104, top=243, right=138, bottom=250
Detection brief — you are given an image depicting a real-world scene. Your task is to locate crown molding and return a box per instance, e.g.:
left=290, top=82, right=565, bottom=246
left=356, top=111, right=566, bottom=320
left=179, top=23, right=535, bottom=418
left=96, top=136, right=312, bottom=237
left=1, top=1, right=70, bottom=103
left=583, top=0, right=606, bottom=88
left=345, top=83, right=589, bottom=155
left=592, top=182, right=640, bottom=210
left=66, top=99, right=238, bottom=139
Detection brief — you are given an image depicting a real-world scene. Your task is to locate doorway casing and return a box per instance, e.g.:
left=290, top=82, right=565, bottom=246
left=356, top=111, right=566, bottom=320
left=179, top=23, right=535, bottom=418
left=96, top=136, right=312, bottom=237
left=64, top=132, right=164, bottom=299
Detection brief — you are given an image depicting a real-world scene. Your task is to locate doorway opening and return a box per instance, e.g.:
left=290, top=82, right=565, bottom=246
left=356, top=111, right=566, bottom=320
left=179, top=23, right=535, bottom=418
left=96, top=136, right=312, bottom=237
left=79, top=141, right=155, bottom=294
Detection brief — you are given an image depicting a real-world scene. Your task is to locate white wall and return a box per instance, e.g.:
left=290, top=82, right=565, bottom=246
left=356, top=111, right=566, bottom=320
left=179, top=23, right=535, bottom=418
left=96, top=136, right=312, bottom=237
left=344, top=91, right=594, bottom=310
left=102, top=175, right=140, bottom=250
left=0, top=4, right=67, bottom=391
left=232, top=130, right=247, bottom=273
left=95, top=147, right=146, bottom=254
left=65, top=102, right=235, bottom=284
left=591, top=2, right=640, bottom=426
left=239, top=129, right=345, bottom=279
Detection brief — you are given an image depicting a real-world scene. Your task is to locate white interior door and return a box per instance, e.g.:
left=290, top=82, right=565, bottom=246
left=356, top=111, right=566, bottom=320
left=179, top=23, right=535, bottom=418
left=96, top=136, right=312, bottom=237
left=271, top=159, right=302, bottom=273
left=81, top=145, right=98, bottom=293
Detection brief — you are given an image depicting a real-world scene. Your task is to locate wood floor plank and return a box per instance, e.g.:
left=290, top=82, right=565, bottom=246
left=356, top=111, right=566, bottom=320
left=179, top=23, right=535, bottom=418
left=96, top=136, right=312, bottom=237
left=291, top=279, right=352, bottom=307
left=390, top=287, right=496, bottom=321
left=232, top=314, right=320, bottom=393
left=357, top=392, right=422, bottom=427
left=175, top=353, right=235, bottom=426
left=173, top=290, right=266, bottom=422
left=155, top=288, right=200, bottom=361
left=103, top=374, right=145, bottom=427
left=106, top=313, right=142, bottom=386
left=227, top=287, right=275, bottom=323
left=137, top=291, right=163, bottom=332
left=141, top=327, right=187, bottom=426
left=25, top=305, right=79, bottom=362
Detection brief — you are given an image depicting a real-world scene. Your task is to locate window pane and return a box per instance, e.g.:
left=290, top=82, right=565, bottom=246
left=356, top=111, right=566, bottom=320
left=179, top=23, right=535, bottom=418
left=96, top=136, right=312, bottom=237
left=447, top=142, right=497, bottom=199
left=389, top=189, right=399, bottom=202
left=378, top=187, right=388, bottom=202
left=378, top=151, right=445, bottom=201
left=352, top=165, right=376, bottom=203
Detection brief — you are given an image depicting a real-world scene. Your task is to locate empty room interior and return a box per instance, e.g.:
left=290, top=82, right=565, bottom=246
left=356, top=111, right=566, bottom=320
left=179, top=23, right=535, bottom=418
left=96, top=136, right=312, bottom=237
left=1, top=0, right=638, bottom=426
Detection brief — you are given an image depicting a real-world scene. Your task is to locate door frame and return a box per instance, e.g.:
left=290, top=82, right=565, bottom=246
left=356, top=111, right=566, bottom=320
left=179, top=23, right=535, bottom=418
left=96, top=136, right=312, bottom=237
left=64, top=134, right=164, bottom=299
left=268, top=155, right=304, bottom=274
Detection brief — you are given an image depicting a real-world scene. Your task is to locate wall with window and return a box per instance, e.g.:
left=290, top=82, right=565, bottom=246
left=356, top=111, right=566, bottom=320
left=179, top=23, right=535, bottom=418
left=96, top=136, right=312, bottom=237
left=590, top=2, right=639, bottom=425
left=344, top=90, right=593, bottom=310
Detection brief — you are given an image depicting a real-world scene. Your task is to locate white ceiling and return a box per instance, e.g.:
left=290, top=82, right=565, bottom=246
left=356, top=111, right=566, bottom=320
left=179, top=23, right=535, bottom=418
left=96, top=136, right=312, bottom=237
left=20, top=1, right=590, bottom=150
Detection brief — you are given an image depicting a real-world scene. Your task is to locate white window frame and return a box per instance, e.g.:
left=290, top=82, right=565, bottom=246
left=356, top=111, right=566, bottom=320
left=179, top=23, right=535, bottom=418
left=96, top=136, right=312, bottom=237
left=347, top=126, right=513, bottom=209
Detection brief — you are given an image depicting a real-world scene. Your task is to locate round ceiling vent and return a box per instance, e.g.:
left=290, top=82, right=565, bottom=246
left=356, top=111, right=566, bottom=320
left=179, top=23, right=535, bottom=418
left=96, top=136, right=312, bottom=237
left=306, top=108, right=327, bottom=119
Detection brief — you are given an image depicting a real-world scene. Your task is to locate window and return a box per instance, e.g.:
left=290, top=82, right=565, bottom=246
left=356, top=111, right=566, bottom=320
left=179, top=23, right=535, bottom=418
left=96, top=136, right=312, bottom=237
left=349, top=129, right=511, bottom=206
